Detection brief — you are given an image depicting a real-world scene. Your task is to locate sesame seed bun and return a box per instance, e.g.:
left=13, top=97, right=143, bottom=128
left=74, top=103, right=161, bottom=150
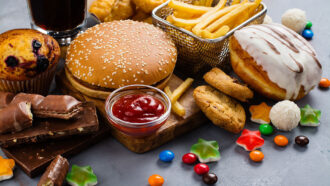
left=65, top=20, right=177, bottom=99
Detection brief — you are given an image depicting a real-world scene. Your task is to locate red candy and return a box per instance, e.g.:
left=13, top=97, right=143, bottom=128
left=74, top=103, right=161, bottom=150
left=194, top=163, right=209, bottom=175
left=236, top=129, right=264, bottom=151
left=182, top=153, right=197, bottom=164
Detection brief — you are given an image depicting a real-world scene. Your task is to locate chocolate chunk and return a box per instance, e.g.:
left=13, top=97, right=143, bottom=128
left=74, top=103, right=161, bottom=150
left=0, top=102, right=33, bottom=134
left=34, top=95, right=83, bottom=120
left=11, top=93, right=82, bottom=120
left=38, top=155, right=69, bottom=186
left=0, top=102, right=98, bottom=147
left=0, top=92, right=14, bottom=108
left=11, top=93, right=45, bottom=110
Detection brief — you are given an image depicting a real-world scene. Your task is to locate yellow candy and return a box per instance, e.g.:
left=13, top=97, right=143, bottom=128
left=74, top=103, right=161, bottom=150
left=0, top=156, right=15, bottom=181
left=249, top=102, right=272, bottom=124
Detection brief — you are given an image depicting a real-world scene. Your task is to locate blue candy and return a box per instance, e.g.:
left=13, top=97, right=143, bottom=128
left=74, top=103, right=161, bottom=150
left=159, top=150, right=175, bottom=162
left=302, top=29, right=314, bottom=39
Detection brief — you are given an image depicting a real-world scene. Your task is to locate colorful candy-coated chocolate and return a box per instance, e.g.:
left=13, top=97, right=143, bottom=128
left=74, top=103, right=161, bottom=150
left=190, top=138, right=220, bottom=163
left=203, top=173, right=218, bottom=185
left=66, top=165, right=97, bottom=186
left=300, top=104, right=321, bottom=127
left=259, top=124, right=274, bottom=135
left=0, top=156, right=15, bottom=181
left=182, top=153, right=197, bottom=164
left=249, top=150, right=264, bottom=162
left=305, top=21, right=312, bottom=29
left=148, top=174, right=164, bottom=186
left=302, top=29, right=313, bottom=39
left=274, top=135, right=289, bottom=147
left=159, top=150, right=175, bottom=162
left=319, top=78, right=330, bottom=88
left=194, top=163, right=209, bottom=175
left=295, top=135, right=309, bottom=146
left=236, top=129, right=264, bottom=151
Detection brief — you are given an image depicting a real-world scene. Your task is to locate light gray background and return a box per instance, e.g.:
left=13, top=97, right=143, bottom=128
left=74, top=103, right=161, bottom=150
left=0, top=0, right=330, bottom=185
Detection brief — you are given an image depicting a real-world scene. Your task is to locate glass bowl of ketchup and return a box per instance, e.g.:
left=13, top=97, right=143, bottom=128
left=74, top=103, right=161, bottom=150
left=105, top=84, right=171, bottom=137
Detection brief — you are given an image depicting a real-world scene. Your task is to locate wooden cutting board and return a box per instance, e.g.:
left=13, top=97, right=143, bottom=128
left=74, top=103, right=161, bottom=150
left=56, top=70, right=207, bottom=153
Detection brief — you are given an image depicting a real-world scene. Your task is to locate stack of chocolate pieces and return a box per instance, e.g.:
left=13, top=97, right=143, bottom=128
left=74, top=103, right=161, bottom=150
left=0, top=92, right=104, bottom=177
left=0, top=92, right=99, bottom=147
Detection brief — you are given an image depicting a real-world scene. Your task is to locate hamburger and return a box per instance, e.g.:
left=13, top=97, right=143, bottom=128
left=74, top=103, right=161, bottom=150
left=65, top=20, right=177, bottom=99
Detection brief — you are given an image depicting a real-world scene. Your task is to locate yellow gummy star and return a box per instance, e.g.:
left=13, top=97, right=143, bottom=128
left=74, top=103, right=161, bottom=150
left=0, top=156, right=15, bottom=181
left=249, top=102, right=272, bottom=124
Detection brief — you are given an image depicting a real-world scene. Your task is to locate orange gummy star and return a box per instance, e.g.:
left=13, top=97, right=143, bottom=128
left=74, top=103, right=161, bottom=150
left=0, top=156, right=15, bottom=181
left=249, top=102, right=272, bottom=124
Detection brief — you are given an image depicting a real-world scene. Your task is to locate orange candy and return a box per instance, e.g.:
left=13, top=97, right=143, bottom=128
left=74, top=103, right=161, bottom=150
left=249, top=102, right=272, bottom=124
left=274, top=135, right=289, bottom=147
left=249, top=150, right=264, bottom=162
left=0, top=156, right=15, bottom=181
left=148, top=174, right=164, bottom=186
left=319, top=78, right=330, bottom=88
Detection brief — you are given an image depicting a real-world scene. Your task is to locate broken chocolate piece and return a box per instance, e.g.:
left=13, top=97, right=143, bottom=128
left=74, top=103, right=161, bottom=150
left=10, top=93, right=82, bottom=120
left=34, top=95, right=83, bottom=120
left=0, top=92, right=14, bottom=108
left=38, top=155, right=69, bottom=186
left=2, top=121, right=110, bottom=177
left=11, top=93, right=44, bottom=110
left=0, top=102, right=33, bottom=134
left=0, top=102, right=98, bottom=147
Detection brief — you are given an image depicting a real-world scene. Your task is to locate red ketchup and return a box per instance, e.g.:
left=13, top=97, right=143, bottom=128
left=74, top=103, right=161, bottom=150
left=110, top=94, right=166, bottom=137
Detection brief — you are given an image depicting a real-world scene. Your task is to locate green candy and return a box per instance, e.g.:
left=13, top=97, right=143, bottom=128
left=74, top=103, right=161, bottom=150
left=305, top=21, right=312, bottom=29
left=190, top=138, right=220, bottom=163
left=66, top=165, right=98, bottom=186
left=300, top=104, right=321, bottom=127
left=259, top=124, right=273, bottom=135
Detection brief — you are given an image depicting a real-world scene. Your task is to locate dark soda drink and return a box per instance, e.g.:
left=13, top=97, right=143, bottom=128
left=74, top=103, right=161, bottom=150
left=27, top=0, right=86, bottom=31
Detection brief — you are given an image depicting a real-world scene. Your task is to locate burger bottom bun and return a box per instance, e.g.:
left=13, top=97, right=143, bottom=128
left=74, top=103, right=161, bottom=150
left=229, top=36, right=306, bottom=101
left=65, top=68, right=172, bottom=100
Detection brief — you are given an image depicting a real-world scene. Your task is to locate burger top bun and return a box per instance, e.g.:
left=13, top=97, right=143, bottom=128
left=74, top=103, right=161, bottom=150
left=65, top=20, right=177, bottom=89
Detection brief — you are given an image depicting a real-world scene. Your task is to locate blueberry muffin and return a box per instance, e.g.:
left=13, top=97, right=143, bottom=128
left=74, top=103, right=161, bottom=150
left=0, top=29, right=60, bottom=94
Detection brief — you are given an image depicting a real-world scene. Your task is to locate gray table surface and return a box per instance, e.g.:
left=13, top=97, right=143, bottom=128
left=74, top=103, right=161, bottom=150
left=1, top=0, right=330, bottom=185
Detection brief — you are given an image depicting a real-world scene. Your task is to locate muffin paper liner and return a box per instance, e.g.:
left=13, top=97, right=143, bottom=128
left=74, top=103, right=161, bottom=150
left=0, top=64, right=57, bottom=95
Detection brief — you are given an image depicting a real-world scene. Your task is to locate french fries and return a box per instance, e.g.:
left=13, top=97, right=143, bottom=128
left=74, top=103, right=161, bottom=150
left=166, top=0, right=262, bottom=39
left=164, top=86, right=185, bottom=117
left=164, top=78, right=194, bottom=117
left=168, top=0, right=212, bottom=15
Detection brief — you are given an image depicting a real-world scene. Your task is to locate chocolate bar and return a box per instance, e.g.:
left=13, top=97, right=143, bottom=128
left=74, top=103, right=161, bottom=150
left=0, top=102, right=33, bottom=134
left=38, top=155, right=69, bottom=186
left=11, top=93, right=83, bottom=120
left=0, top=102, right=98, bottom=147
left=2, top=121, right=110, bottom=177
left=0, top=92, right=14, bottom=108
left=34, top=95, right=83, bottom=120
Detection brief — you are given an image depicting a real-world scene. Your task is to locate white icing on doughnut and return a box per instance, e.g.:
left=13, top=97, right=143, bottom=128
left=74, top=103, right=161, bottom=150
left=234, top=23, right=322, bottom=99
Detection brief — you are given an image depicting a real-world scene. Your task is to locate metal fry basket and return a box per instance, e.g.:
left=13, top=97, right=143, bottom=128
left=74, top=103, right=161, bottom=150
left=152, top=1, right=267, bottom=74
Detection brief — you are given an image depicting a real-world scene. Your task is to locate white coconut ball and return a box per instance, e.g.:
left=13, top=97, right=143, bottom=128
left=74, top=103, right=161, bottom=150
left=270, top=100, right=301, bottom=131
left=281, top=8, right=307, bottom=33
left=263, top=15, right=273, bottom=24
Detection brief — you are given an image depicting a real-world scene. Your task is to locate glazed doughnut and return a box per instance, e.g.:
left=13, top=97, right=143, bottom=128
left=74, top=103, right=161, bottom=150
left=229, top=23, right=322, bottom=101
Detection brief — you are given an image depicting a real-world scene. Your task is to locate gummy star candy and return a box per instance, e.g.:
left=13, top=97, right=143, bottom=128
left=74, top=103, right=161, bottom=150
left=190, top=138, right=220, bottom=163
left=236, top=129, right=264, bottom=151
left=66, top=165, right=97, bottom=186
left=0, top=156, right=15, bottom=181
left=249, top=102, right=272, bottom=124
left=300, top=104, right=321, bottom=127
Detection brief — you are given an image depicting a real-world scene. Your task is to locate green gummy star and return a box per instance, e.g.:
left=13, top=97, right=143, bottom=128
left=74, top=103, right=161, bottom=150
left=66, top=165, right=98, bottom=186
left=300, top=104, right=321, bottom=127
left=190, top=138, right=220, bottom=163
